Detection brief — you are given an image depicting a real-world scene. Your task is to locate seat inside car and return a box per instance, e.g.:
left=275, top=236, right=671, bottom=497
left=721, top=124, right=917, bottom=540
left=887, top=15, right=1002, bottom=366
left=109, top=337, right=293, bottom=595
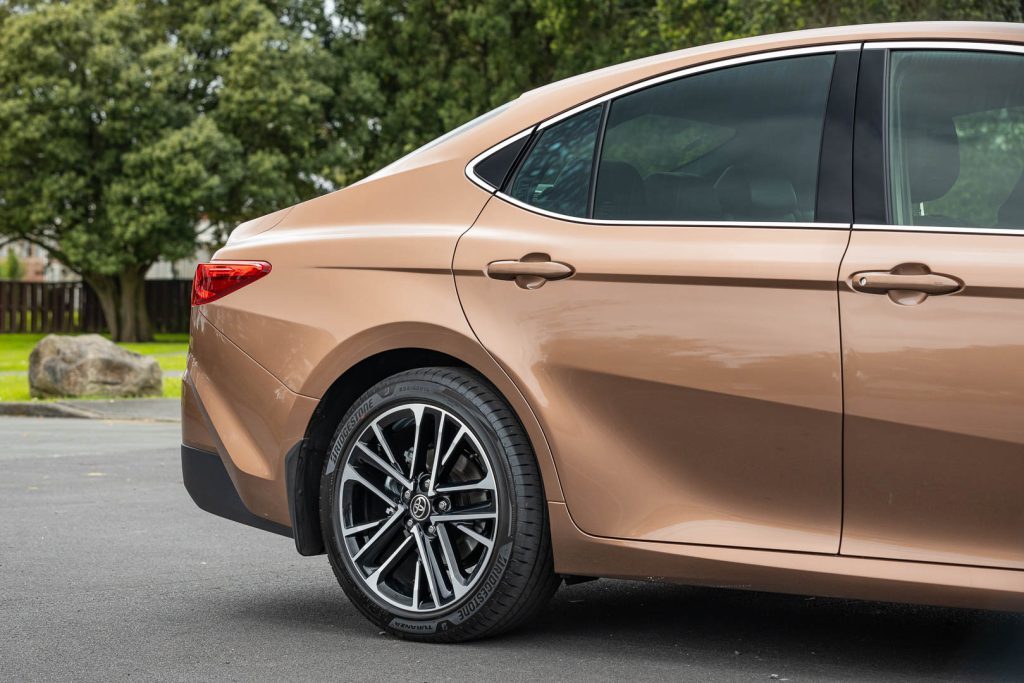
left=996, top=170, right=1024, bottom=229
left=593, top=159, right=647, bottom=219
left=643, top=172, right=720, bottom=221
left=712, top=165, right=799, bottom=222
left=903, top=117, right=962, bottom=225
left=597, top=162, right=802, bottom=223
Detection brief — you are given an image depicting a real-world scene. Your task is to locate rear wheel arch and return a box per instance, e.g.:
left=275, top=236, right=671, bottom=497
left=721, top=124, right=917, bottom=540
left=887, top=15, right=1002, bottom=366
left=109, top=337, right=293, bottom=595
left=287, top=346, right=561, bottom=557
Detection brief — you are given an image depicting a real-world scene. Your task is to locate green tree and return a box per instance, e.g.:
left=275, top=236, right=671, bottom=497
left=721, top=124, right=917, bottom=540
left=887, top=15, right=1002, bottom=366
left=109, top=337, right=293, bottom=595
left=0, top=0, right=341, bottom=340
left=2, top=248, right=25, bottom=281
left=331, top=0, right=555, bottom=181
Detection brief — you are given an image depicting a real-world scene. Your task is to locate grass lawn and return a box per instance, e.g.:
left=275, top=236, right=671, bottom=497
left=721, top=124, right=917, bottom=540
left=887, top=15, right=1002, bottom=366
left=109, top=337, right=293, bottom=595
left=0, top=332, right=187, bottom=401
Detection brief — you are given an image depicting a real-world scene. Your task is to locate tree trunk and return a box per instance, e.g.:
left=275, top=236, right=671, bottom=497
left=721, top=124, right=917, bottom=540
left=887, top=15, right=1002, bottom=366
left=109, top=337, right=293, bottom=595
left=134, top=275, right=152, bottom=342
left=86, top=274, right=120, bottom=341
left=83, top=266, right=154, bottom=342
left=118, top=266, right=152, bottom=343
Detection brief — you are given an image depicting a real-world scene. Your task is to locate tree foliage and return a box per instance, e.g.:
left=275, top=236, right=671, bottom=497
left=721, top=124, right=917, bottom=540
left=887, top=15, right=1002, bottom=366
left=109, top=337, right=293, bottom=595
left=2, top=249, right=25, bottom=281
left=0, top=0, right=340, bottom=340
left=330, top=0, right=555, bottom=181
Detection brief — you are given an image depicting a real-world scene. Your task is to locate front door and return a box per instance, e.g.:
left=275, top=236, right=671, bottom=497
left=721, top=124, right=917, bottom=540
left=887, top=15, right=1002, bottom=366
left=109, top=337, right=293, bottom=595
left=840, top=45, right=1024, bottom=569
left=456, top=49, right=856, bottom=553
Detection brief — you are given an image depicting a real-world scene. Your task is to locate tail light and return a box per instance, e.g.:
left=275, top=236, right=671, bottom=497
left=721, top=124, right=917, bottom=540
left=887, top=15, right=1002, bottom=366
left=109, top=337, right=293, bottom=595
left=191, top=261, right=272, bottom=306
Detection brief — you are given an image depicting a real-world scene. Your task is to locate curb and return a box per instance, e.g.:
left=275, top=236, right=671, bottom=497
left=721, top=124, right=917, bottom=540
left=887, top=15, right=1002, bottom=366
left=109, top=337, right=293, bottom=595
left=0, top=400, right=180, bottom=422
left=0, top=402, right=103, bottom=419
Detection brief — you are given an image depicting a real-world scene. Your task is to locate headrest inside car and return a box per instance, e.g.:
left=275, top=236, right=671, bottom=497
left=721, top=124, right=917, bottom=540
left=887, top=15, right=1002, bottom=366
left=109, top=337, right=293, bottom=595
left=997, top=171, right=1024, bottom=229
left=713, top=166, right=797, bottom=221
left=594, top=160, right=646, bottom=220
left=904, top=117, right=961, bottom=203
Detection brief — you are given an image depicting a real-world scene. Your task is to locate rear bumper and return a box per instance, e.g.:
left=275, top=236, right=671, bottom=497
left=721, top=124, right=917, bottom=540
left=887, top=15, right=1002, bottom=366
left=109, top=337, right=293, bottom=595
left=181, top=444, right=292, bottom=538
left=182, top=310, right=319, bottom=531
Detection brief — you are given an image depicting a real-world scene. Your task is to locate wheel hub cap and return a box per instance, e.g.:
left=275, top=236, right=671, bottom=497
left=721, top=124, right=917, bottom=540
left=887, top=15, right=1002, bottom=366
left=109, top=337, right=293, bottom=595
left=409, top=494, right=431, bottom=521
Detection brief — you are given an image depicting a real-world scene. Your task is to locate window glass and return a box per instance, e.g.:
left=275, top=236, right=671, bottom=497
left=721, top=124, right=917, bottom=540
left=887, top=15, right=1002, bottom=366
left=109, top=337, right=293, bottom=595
left=594, top=54, right=835, bottom=222
left=508, top=106, right=601, bottom=218
left=474, top=134, right=529, bottom=189
left=888, top=50, right=1024, bottom=229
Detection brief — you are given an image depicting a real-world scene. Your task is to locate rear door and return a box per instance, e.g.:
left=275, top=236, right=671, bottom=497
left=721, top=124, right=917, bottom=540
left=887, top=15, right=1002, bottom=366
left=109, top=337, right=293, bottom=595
left=455, top=46, right=860, bottom=553
left=840, top=44, right=1024, bottom=569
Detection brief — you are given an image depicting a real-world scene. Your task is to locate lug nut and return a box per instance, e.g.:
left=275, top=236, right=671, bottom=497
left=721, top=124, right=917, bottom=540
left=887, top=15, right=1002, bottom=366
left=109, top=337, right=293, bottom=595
left=436, top=498, right=450, bottom=512
left=426, top=525, right=436, bottom=535
left=405, top=518, right=414, bottom=529
left=403, top=490, right=412, bottom=502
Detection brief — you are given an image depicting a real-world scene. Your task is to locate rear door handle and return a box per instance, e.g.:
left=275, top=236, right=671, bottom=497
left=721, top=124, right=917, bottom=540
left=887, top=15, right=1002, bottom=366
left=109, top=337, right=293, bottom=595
left=486, top=253, right=574, bottom=289
left=849, top=263, right=963, bottom=305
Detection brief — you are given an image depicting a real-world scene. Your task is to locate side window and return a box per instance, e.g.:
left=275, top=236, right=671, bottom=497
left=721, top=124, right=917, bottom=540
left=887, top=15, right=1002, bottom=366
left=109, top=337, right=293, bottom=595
left=508, top=106, right=601, bottom=218
left=887, top=50, right=1024, bottom=230
left=594, top=54, right=835, bottom=222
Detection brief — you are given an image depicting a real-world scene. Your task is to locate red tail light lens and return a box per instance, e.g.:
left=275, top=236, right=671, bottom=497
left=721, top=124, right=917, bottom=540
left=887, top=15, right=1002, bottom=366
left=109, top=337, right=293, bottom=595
left=191, top=261, right=272, bottom=306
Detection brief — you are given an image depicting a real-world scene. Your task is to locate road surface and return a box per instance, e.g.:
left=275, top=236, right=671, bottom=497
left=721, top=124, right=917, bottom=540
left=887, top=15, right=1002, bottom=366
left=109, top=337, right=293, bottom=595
left=2, top=416, right=1022, bottom=681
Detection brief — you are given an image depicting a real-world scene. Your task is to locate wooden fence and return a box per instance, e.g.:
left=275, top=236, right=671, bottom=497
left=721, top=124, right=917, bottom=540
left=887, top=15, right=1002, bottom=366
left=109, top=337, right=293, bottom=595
left=0, top=279, right=191, bottom=335
left=145, top=279, right=192, bottom=334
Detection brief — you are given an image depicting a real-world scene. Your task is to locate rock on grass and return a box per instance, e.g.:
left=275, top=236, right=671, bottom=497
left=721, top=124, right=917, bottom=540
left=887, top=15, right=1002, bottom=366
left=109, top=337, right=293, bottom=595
left=28, top=334, right=163, bottom=399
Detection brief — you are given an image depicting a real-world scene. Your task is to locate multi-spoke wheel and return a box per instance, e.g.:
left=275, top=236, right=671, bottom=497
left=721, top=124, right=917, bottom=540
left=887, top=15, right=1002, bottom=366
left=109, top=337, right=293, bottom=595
left=320, top=367, right=560, bottom=642
left=339, top=403, right=499, bottom=613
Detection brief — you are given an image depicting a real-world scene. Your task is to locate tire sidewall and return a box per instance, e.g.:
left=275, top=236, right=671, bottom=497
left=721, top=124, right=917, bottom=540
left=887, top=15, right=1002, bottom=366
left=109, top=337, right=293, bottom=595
left=319, top=372, right=520, bottom=638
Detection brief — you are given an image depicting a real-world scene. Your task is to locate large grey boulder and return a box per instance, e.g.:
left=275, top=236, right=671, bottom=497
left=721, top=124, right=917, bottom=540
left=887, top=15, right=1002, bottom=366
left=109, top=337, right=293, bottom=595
left=28, top=334, right=163, bottom=399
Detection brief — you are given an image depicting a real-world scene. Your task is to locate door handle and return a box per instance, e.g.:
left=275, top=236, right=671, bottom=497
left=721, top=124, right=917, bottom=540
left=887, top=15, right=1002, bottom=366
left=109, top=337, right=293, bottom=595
left=849, top=263, right=963, bottom=305
left=486, top=253, right=574, bottom=290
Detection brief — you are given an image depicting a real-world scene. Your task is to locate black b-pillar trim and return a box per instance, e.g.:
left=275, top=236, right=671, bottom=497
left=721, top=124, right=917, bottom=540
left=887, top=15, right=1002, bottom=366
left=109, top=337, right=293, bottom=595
left=182, top=444, right=293, bottom=538
left=586, top=101, right=611, bottom=220
left=852, top=47, right=889, bottom=225
left=815, top=48, right=861, bottom=224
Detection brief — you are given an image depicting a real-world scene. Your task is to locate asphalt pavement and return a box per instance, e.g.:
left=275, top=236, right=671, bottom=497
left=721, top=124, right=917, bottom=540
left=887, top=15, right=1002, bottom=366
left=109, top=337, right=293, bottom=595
left=2, top=415, right=1022, bottom=681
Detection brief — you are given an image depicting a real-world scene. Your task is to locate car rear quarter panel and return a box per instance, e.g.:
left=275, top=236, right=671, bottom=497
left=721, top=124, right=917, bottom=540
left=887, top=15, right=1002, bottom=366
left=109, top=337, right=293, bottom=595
left=190, top=154, right=567, bottom=520
left=202, top=151, right=487, bottom=395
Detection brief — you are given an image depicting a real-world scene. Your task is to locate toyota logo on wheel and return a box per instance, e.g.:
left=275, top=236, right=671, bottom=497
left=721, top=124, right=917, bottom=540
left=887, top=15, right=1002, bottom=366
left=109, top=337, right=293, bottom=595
left=410, top=494, right=431, bottom=521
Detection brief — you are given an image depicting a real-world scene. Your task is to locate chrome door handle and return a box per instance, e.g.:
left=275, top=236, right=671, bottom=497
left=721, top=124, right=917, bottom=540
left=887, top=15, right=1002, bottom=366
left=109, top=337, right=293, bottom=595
left=849, top=263, right=963, bottom=305
left=486, top=253, right=574, bottom=289
left=852, top=271, right=962, bottom=294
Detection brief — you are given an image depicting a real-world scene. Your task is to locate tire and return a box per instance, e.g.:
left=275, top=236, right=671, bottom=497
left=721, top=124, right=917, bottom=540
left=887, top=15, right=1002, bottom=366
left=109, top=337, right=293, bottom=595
left=319, top=367, right=560, bottom=642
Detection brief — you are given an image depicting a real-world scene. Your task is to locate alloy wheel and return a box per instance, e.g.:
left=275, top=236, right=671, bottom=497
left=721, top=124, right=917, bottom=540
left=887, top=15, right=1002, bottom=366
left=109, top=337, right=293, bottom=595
left=337, top=403, right=500, bottom=614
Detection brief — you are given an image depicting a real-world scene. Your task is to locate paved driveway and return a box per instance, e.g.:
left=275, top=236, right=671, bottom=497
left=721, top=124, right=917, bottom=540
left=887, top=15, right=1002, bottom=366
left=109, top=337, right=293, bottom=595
left=1, top=416, right=1022, bottom=681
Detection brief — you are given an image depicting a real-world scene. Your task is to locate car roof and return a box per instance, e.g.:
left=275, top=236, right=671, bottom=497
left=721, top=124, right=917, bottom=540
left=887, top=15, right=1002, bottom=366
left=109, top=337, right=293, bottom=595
left=520, top=22, right=1023, bottom=115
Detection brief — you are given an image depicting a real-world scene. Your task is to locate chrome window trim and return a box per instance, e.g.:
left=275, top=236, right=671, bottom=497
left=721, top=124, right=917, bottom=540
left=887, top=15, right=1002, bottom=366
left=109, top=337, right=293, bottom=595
left=465, top=41, right=861, bottom=228
left=464, top=127, right=535, bottom=192
left=865, top=40, right=1024, bottom=55
left=495, top=190, right=848, bottom=229
left=854, top=224, right=1024, bottom=237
